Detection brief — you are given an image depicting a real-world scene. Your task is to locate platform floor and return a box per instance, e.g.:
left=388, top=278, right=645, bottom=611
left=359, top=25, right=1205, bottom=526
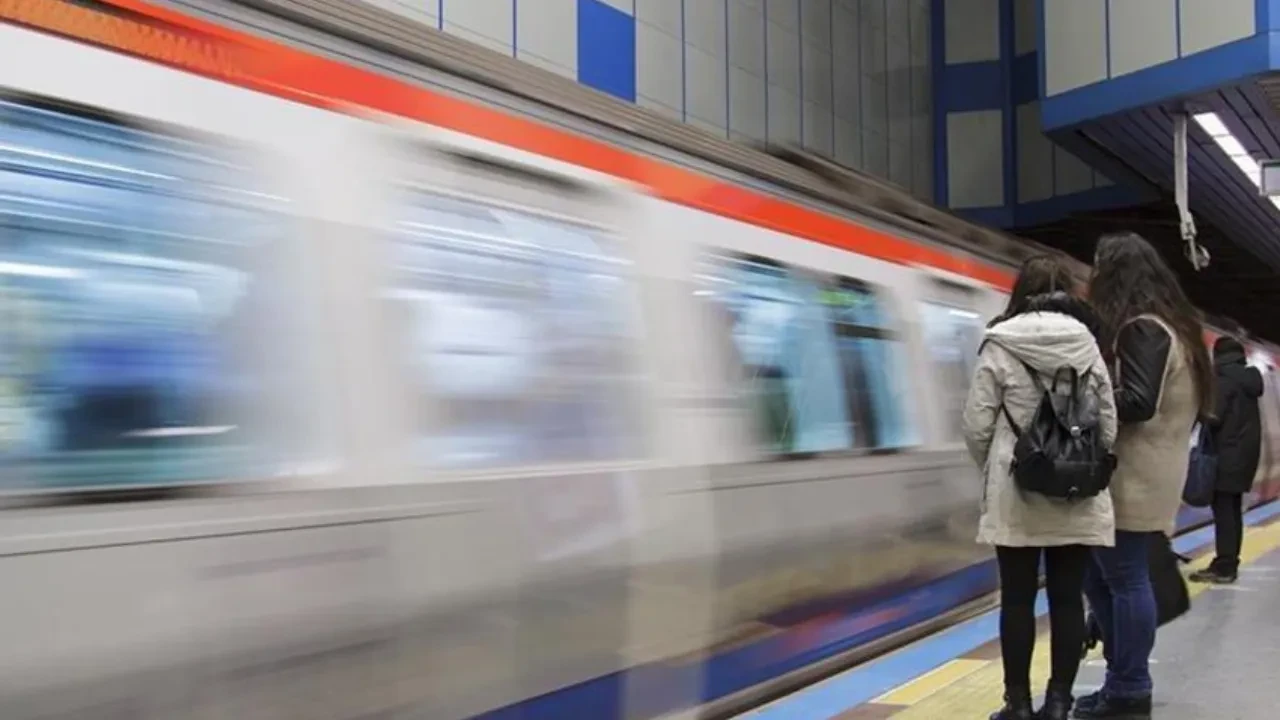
left=741, top=501, right=1280, bottom=719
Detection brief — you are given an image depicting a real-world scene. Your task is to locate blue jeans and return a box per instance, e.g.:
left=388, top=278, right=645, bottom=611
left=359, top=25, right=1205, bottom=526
left=1083, top=530, right=1157, bottom=699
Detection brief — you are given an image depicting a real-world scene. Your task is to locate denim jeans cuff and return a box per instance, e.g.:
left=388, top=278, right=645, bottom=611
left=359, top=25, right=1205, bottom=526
left=1103, top=681, right=1153, bottom=699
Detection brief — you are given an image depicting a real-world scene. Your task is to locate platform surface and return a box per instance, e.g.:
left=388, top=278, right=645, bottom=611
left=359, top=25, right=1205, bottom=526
left=740, top=501, right=1280, bottom=719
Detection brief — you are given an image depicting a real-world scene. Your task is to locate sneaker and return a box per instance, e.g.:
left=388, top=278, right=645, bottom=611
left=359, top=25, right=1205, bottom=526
left=1189, top=566, right=1238, bottom=584
left=1071, top=693, right=1151, bottom=719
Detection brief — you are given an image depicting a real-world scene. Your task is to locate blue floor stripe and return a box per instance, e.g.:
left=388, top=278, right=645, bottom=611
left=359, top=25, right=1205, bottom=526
left=745, top=500, right=1280, bottom=719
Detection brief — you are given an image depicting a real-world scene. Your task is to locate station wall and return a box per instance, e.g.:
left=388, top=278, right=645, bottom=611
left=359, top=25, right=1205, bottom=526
left=937, top=0, right=1135, bottom=227
left=1043, top=0, right=1255, bottom=97
left=358, top=0, right=935, bottom=202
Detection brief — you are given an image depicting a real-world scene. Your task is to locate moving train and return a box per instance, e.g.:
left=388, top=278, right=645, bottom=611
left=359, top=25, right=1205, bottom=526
left=0, top=1, right=1278, bottom=718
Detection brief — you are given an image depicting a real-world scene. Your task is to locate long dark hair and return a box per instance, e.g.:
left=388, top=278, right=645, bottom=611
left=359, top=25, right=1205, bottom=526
left=988, top=255, right=1079, bottom=328
left=1089, top=232, right=1214, bottom=414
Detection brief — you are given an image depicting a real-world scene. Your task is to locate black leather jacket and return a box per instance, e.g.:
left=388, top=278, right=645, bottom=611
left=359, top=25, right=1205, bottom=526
left=1112, top=318, right=1171, bottom=424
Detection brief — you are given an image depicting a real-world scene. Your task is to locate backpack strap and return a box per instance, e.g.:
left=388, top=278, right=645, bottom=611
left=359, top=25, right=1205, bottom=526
left=1000, top=402, right=1023, bottom=438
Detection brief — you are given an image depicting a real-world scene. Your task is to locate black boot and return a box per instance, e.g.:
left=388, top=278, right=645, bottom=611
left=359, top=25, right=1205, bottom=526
left=1037, top=684, right=1073, bottom=720
left=991, top=686, right=1034, bottom=720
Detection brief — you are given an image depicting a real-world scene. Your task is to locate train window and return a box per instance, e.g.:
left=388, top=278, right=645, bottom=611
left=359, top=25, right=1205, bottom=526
left=0, top=99, right=304, bottom=491
left=697, top=255, right=912, bottom=454
left=389, top=190, right=639, bottom=469
left=822, top=279, right=916, bottom=449
left=919, top=301, right=984, bottom=442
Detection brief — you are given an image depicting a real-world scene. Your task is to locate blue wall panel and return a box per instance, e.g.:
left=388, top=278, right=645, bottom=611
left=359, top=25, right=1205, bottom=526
left=577, top=0, right=636, bottom=102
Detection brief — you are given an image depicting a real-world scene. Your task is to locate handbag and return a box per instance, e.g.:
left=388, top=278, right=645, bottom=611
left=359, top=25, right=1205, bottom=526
left=1183, top=421, right=1218, bottom=508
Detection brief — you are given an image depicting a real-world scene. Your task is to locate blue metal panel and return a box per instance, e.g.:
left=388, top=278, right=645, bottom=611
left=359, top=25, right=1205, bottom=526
left=1012, top=53, right=1038, bottom=104
left=932, top=0, right=949, bottom=205
left=1041, top=34, right=1271, bottom=130
left=1000, top=0, right=1016, bottom=207
left=1258, top=0, right=1280, bottom=32
left=939, top=63, right=1004, bottom=112
left=577, top=0, right=637, bottom=102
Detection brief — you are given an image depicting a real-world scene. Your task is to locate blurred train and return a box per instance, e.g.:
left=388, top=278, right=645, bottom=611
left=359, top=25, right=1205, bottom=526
left=1, top=1, right=1279, bottom=718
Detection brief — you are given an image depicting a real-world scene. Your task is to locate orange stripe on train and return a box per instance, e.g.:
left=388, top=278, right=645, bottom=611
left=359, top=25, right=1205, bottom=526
left=1, top=0, right=1016, bottom=291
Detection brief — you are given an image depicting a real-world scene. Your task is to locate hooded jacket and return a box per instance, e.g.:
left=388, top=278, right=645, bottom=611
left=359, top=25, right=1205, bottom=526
left=1211, top=337, right=1264, bottom=494
left=963, top=294, right=1118, bottom=548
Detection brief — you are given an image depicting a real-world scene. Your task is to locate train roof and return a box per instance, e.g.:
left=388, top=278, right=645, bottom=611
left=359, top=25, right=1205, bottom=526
left=4, top=0, right=1273, bottom=355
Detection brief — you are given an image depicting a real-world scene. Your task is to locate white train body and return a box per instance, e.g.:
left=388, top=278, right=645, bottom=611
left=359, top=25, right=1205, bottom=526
left=0, top=7, right=1278, bottom=720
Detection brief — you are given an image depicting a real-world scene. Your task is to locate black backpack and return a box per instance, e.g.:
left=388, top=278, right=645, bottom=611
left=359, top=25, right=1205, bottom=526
left=1000, top=359, right=1116, bottom=500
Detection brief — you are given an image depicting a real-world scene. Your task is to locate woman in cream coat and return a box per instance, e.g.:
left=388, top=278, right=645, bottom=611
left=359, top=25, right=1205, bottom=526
left=963, top=256, right=1117, bottom=720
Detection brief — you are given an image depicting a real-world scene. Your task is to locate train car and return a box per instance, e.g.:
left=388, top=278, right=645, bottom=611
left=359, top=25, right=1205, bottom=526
left=1, top=1, right=1279, bottom=719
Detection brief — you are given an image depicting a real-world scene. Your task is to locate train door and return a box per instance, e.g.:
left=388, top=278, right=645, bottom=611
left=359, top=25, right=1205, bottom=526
left=350, top=123, right=654, bottom=716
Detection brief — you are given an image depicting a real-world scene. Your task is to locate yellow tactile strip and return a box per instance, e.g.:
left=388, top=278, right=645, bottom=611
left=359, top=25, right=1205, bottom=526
left=859, top=520, right=1280, bottom=720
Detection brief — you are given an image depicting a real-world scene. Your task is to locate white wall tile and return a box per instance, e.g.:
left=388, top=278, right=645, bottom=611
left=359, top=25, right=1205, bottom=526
left=729, top=66, right=768, bottom=139
left=638, top=21, right=685, bottom=113
left=863, top=129, right=889, bottom=177
left=637, top=94, right=683, bottom=121
left=1108, top=0, right=1176, bottom=77
left=686, top=0, right=727, bottom=56
left=594, top=0, right=635, bottom=14
left=833, top=0, right=860, bottom=121
left=801, top=0, right=833, bottom=51
left=945, top=0, right=1000, bottom=64
left=361, top=0, right=438, bottom=27
left=861, top=75, right=887, bottom=141
left=912, top=114, right=933, bottom=200
left=887, top=0, right=911, bottom=148
left=686, top=45, right=728, bottom=128
left=516, top=0, right=577, bottom=74
left=688, top=115, right=729, bottom=137
left=1013, top=0, right=1036, bottom=55
left=803, top=43, right=834, bottom=109
left=860, top=0, right=886, bottom=77
left=637, top=0, right=682, bottom=37
left=444, top=0, right=513, bottom=54
left=518, top=50, right=575, bottom=79
left=1044, top=0, right=1106, bottom=94
left=910, top=0, right=930, bottom=67
left=766, top=20, right=802, bottom=93
left=1016, top=102, right=1054, bottom=203
left=767, top=0, right=800, bottom=31
left=889, top=141, right=913, bottom=189
left=768, top=84, right=802, bottom=143
left=910, top=64, right=931, bottom=117
left=835, top=117, right=863, bottom=168
left=946, top=109, right=1004, bottom=208
left=729, top=2, right=767, bottom=75
left=1180, top=0, right=1254, bottom=56
left=804, top=100, right=834, bottom=155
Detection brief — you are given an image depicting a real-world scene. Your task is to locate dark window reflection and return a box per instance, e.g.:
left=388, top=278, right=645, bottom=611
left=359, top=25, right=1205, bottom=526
left=696, top=255, right=916, bottom=455
left=0, top=100, right=290, bottom=489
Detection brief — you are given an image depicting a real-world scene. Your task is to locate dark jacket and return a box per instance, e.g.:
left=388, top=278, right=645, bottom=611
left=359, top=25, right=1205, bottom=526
left=1210, top=337, right=1264, bottom=494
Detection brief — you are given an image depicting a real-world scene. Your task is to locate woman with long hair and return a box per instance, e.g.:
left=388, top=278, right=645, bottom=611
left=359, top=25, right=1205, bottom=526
left=963, top=255, right=1117, bottom=720
left=1074, top=232, right=1214, bottom=720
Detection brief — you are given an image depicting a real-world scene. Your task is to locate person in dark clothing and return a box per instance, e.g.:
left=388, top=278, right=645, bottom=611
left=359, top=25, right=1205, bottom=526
left=1190, top=336, right=1263, bottom=584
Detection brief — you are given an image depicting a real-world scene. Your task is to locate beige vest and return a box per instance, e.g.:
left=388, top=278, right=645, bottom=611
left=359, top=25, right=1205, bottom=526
left=1110, top=316, right=1199, bottom=533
